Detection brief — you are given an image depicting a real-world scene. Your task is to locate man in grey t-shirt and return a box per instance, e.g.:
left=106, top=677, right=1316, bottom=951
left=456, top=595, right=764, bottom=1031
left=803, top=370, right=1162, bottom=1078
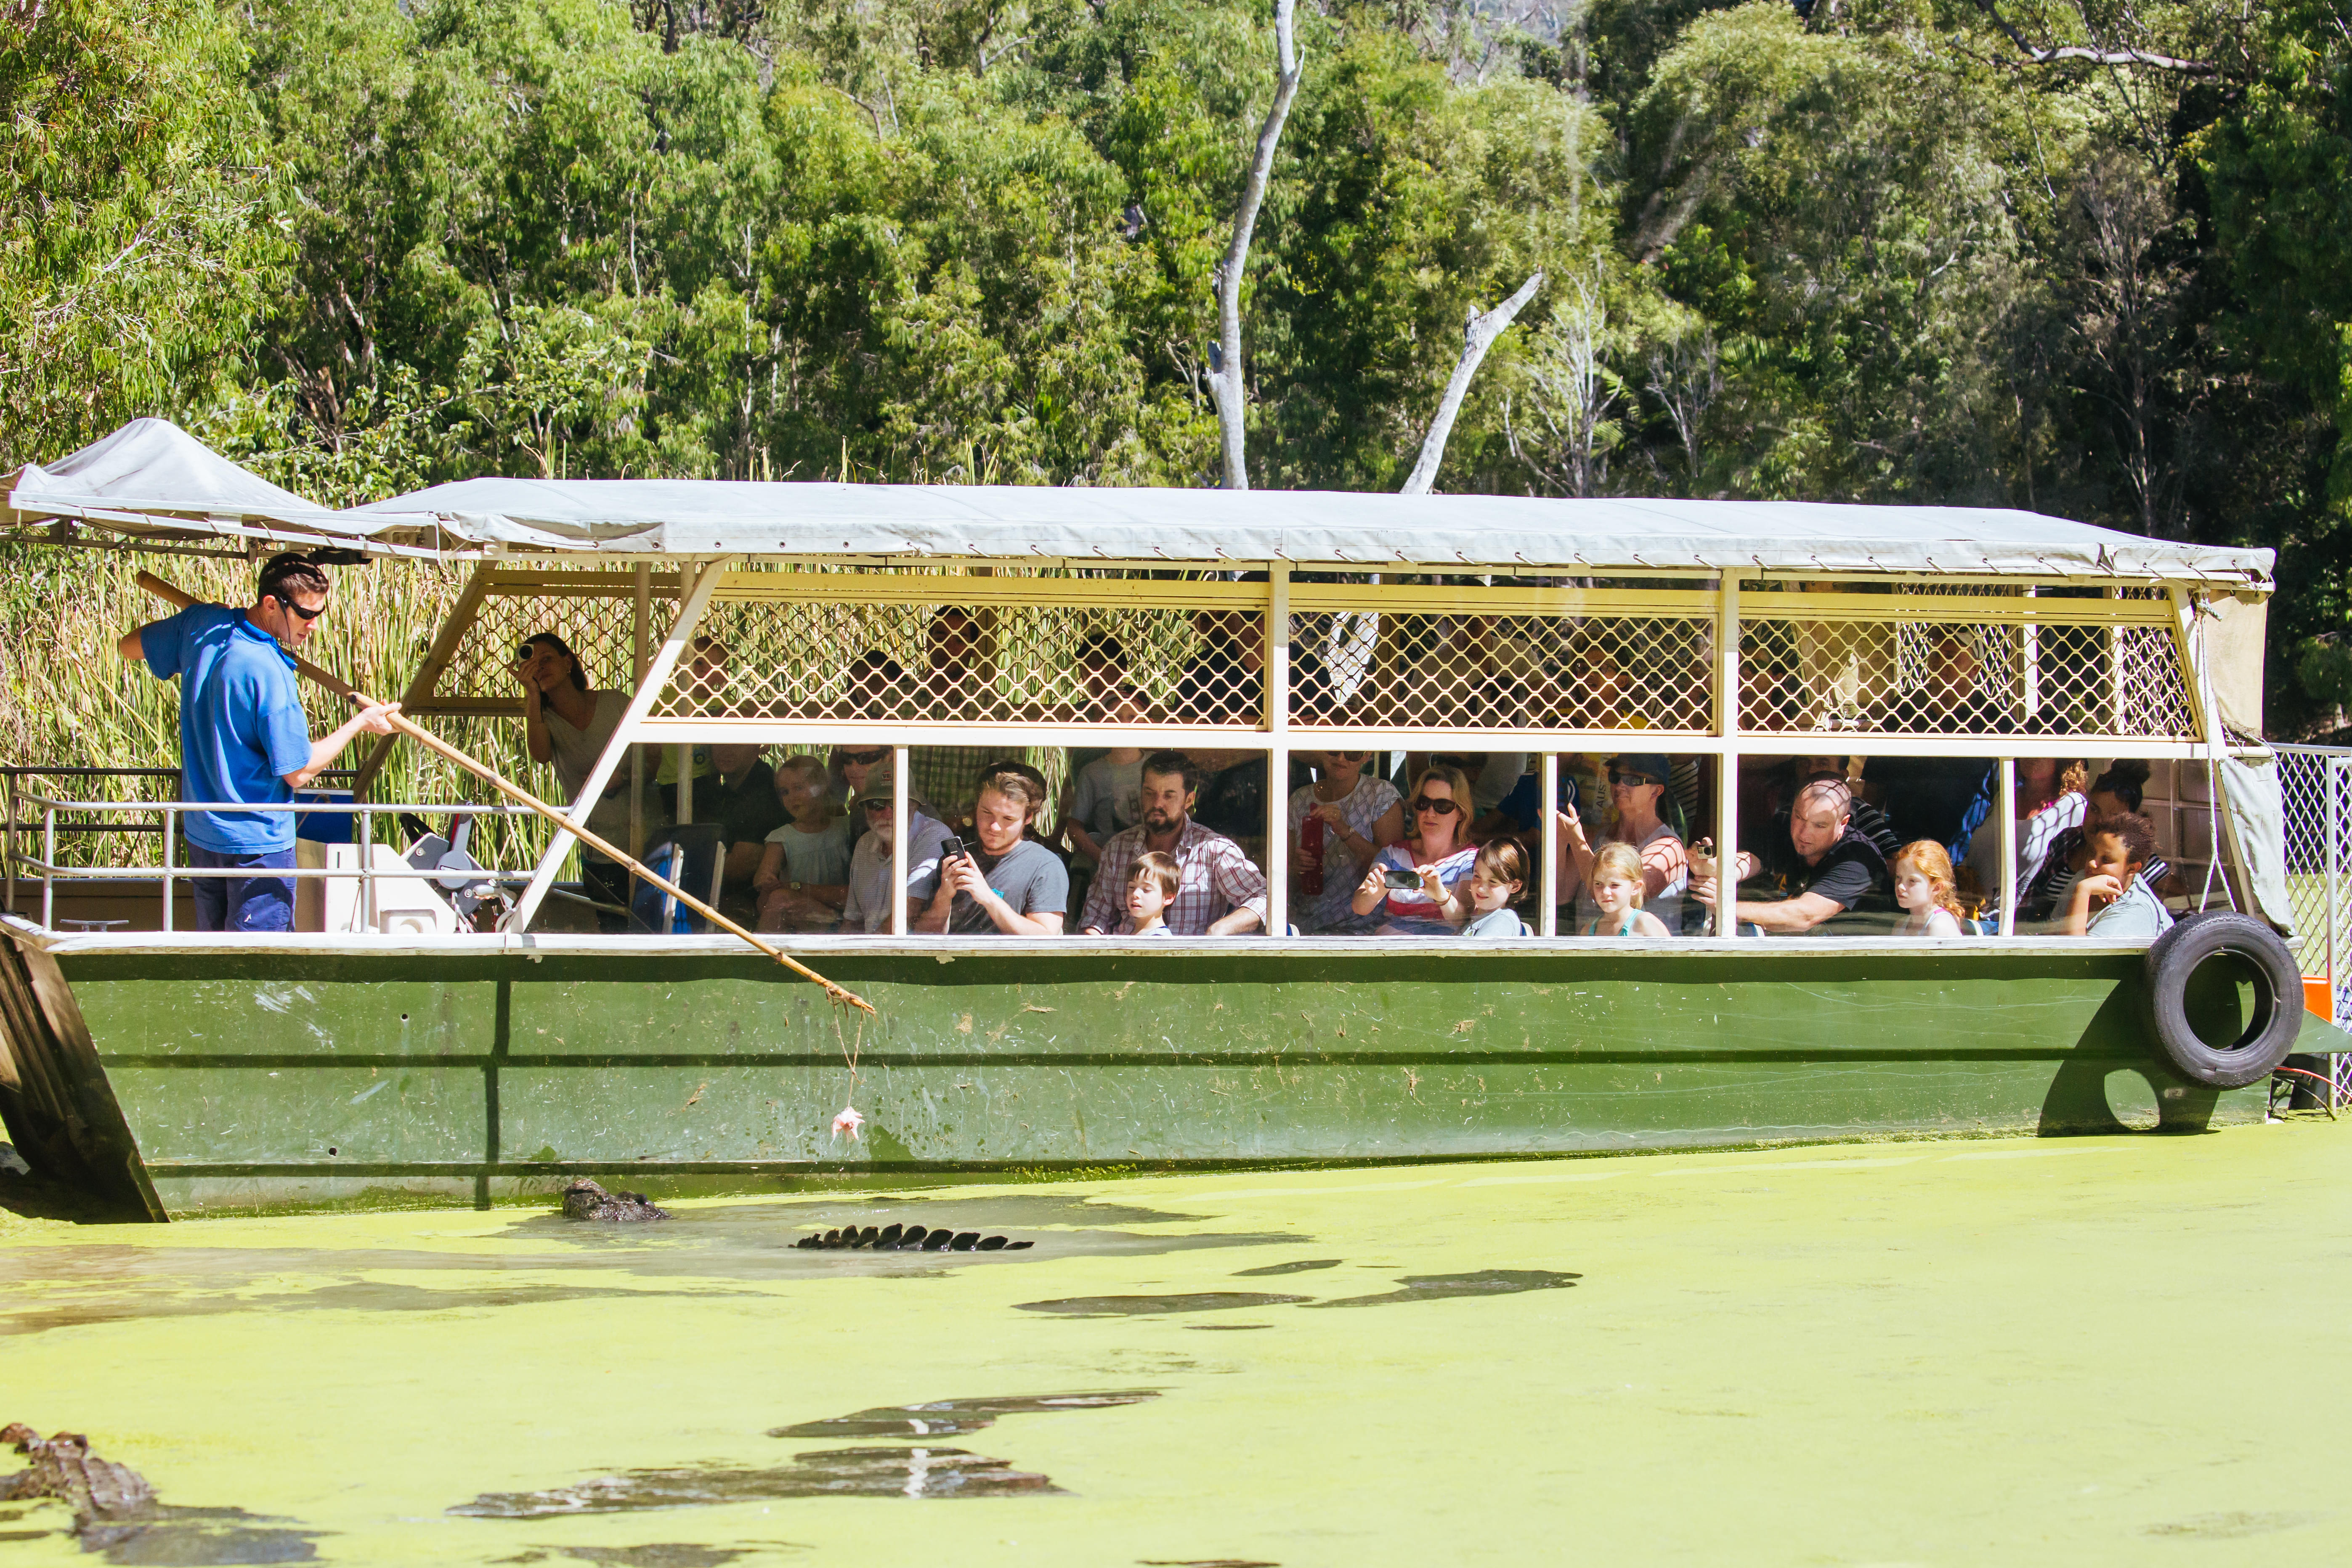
left=916, top=764, right=1067, bottom=936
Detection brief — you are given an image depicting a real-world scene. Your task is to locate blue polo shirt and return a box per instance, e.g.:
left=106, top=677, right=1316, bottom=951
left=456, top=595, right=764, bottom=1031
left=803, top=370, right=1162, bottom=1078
left=143, top=604, right=313, bottom=854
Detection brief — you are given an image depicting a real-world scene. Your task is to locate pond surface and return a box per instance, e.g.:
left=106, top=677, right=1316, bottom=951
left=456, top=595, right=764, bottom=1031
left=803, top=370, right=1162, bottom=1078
left=3, top=1125, right=2347, bottom=1563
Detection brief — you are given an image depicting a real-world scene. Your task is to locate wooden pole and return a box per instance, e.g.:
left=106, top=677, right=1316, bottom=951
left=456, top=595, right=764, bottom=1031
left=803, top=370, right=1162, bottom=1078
left=135, top=571, right=873, bottom=1013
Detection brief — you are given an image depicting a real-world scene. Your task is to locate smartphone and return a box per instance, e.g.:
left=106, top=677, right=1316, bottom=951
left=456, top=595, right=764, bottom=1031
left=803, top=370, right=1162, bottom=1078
left=1382, top=866, right=1423, bottom=890
left=938, top=835, right=966, bottom=865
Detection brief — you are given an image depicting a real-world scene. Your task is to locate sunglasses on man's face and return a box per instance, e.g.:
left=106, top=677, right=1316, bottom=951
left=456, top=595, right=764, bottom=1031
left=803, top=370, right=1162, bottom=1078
left=1609, top=771, right=1661, bottom=789
left=862, top=798, right=894, bottom=813
left=1410, top=796, right=1460, bottom=816
left=275, top=595, right=327, bottom=622
left=839, top=748, right=888, bottom=766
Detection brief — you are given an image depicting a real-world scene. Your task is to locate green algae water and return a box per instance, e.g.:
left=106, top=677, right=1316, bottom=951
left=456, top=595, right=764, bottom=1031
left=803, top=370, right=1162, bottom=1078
left=4, top=1126, right=2347, bottom=1564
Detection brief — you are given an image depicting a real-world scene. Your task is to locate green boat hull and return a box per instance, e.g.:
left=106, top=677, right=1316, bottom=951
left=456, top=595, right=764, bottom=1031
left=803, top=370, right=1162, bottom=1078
left=4, top=932, right=2337, bottom=1218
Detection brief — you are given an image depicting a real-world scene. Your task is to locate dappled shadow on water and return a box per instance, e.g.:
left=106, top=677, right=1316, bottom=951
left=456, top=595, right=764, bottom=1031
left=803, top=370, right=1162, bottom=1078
left=767, top=1391, right=1155, bottom=1440
left=455, top=1449, right=1061, bottom=1515
left=455, top=1389, right=1160, bottom=1517
left=494, top=1547, right=775, bottom=1567
left=1016, top=1269, right=1579, bottom=1316
left=1303, top=1270, right=1580, bottom=1308
left=0, top=1194, right=1298, bottom=1338
left=1014, top=1293, right=1311, bottom=1318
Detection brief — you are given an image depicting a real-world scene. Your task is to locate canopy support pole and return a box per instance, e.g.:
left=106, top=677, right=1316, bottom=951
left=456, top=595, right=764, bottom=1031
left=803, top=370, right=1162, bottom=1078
left=1713, top=576, right=1741, bottom=937
left=350, top=560, right=495, bottom=799
left=1265, top=563, right=1290, bottom=937
left=510, top=560, right=727, bottom=934
left=1997, top=759, right=2017, bottom=936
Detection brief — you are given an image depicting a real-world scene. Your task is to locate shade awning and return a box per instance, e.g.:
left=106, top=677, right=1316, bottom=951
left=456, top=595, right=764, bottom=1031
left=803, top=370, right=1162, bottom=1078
left=4, top=419, right=2278, bottom=586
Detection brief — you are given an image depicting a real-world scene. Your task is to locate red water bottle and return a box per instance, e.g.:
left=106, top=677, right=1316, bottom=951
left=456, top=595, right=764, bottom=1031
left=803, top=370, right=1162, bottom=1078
left=1300, top=810, right=1326, bottom=896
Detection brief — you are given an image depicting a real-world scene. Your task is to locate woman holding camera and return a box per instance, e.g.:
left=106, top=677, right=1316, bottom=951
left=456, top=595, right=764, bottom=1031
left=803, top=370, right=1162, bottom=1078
left=1353, top=764, right=1479, bottom=936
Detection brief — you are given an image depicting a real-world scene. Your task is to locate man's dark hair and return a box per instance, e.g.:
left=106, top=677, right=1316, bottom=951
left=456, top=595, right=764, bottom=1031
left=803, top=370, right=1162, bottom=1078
left=520, top=631, right=591, bottom=691
left=257, top=553, right=331, bottom=610
left=1141, top=748, right=1203, bottom=796
left=1076, top=630, right=1125, bottom=667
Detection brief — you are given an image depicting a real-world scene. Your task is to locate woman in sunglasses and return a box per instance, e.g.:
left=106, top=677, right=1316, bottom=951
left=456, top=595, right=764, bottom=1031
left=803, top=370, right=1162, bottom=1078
left=1352, top=763, right=1478, bottom=936
left=1290, top=748, right=1404, bottom=934
left=1554, top=752, right=1687, bottom=935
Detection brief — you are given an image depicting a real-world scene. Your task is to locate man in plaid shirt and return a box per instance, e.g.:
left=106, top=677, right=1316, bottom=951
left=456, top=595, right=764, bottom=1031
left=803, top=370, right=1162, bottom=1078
left=1079, top=751, right=1269, bottom=936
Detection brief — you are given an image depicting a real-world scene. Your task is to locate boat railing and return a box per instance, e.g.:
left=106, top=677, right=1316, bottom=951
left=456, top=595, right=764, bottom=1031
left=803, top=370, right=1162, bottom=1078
left=1, top=768, right=536, bottom=935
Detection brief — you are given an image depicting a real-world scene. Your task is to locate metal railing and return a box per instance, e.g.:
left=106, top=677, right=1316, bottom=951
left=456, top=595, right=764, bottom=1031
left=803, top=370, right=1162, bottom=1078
left=3, top=767, right=535, bottom=935
left=2272, top=743, right=2351, bottom=1112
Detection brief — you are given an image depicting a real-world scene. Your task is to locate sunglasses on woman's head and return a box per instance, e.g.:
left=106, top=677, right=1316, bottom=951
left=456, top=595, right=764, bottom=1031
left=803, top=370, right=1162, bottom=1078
left=1410, top=796, right=1460, bottom=816
left=839, top=748, right=888, bottom=766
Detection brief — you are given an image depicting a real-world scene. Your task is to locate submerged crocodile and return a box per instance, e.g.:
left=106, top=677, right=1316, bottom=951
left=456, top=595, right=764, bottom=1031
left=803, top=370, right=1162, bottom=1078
left=795, top=1223, right=1032, bottom=1252
left=2, top=1423, right=323, bottom=1559
left=560, top=1178, right=671, bottom=1223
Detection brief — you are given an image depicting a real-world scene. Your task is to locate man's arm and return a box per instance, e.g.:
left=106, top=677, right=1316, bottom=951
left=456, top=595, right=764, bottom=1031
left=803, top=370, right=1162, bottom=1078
left=1078, top=838, right=1128, bottom=934
left=116, top=626, right=149, bottom=663
left=281, top=701, right=400, bottom=791
left=1732, top=890, right=1842, bottom=934
left=1205, top=838, right=1267, bottom=935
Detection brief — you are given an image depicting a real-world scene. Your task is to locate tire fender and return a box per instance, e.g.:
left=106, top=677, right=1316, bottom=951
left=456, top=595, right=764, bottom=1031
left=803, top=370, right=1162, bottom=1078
left=2139, top=911, right=2302, bottom=1090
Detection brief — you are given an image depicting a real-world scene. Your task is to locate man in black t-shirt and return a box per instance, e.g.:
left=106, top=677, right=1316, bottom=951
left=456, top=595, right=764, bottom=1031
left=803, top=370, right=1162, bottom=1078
left=665, top=743, right=786, bottom=893
left=1693, top=777, right=1888, bottom=934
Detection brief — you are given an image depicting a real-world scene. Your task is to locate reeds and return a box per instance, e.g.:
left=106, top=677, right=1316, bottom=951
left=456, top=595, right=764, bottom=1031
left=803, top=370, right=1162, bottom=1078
left=1, top=545, right=570, bottom=876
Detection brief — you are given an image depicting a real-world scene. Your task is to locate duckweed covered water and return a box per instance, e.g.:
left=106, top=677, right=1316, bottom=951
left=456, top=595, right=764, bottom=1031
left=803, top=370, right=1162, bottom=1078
left=3, top=1125, right=2347, bottom=1564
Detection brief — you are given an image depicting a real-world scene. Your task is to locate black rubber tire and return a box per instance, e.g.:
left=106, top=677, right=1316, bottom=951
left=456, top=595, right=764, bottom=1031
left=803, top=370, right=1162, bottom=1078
left=2140, top=911, right=2303, bottom=1089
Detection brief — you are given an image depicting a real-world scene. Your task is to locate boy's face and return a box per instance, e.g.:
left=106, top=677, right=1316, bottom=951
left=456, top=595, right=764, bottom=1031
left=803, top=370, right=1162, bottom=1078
left=1126, top=874, right=1169, bottom=922
left=2085, top=831, right=2138, bottom=886
left=1466, top=869, right=1517, bottom=912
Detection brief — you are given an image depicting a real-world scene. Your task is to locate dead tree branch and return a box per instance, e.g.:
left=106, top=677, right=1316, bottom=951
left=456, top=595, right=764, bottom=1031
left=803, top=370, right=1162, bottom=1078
left=1970, top=1, right=2214, bottom=74
left=1400, top=272, right=1543, bottom=495
left=1205, top=0, right=1303, bottom=491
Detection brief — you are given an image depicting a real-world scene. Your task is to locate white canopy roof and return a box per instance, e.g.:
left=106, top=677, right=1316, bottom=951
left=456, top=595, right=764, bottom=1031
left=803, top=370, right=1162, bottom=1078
left=3, top=419, right=2276, bottom=585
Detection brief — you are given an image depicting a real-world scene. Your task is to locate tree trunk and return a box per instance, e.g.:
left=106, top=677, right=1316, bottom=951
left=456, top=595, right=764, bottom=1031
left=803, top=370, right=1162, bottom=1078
left=1205, top=0, right=1303, bottom=491
left=1400, top=272, right=1543, bottom=495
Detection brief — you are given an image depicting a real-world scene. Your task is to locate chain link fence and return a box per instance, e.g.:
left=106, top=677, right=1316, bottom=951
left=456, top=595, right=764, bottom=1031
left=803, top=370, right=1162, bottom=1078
left=2272, top=743, right=2352, bottom=1110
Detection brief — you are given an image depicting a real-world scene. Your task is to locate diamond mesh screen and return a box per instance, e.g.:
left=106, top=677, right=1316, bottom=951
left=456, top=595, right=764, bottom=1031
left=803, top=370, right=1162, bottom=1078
left=655, top=597, right=1267, bottom=727
left=1288, top=609, right=1715, bottom=733
left=1739, top=598, right=2194, bottom=740
left=435, top=580, right=676, bottom=708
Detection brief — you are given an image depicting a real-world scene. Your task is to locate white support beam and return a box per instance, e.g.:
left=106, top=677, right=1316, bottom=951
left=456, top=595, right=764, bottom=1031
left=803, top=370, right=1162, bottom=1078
left=891, top=744, right=911, bottom=937
left=1997, top=758, right=2018, bottom=936
left=1265, top=563, right=1290, bottom=937
left=1540, top=751, right=1559, bottom=937
left=510, top=559, right=730, bottom=933
left=1713, top=576, right=1741, bottom=937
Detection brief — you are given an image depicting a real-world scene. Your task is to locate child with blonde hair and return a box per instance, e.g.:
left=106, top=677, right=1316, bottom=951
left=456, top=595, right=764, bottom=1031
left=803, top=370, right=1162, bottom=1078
left=1579, top=841, right=1671, bottom=938
left=1892, top=840, right=1964, bottom=937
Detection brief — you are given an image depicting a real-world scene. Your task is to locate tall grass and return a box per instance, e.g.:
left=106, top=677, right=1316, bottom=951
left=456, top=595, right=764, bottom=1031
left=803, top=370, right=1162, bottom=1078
left=1, top=545, right=570, bottom=877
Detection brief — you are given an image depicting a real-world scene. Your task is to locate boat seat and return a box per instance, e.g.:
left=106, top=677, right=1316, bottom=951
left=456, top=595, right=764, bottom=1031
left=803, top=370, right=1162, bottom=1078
left=631, top=823, right=727, bottom=935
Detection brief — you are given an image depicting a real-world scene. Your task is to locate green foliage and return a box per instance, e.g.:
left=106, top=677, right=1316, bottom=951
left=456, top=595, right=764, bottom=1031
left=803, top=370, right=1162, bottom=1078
left=4, top=0, right=2352, bottom=736
left=0, top=0, right=288, bottom=466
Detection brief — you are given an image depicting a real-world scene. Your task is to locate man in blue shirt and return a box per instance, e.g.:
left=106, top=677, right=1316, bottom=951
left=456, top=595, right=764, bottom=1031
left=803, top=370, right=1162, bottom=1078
left=117, top=554, right=399, bottom=931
